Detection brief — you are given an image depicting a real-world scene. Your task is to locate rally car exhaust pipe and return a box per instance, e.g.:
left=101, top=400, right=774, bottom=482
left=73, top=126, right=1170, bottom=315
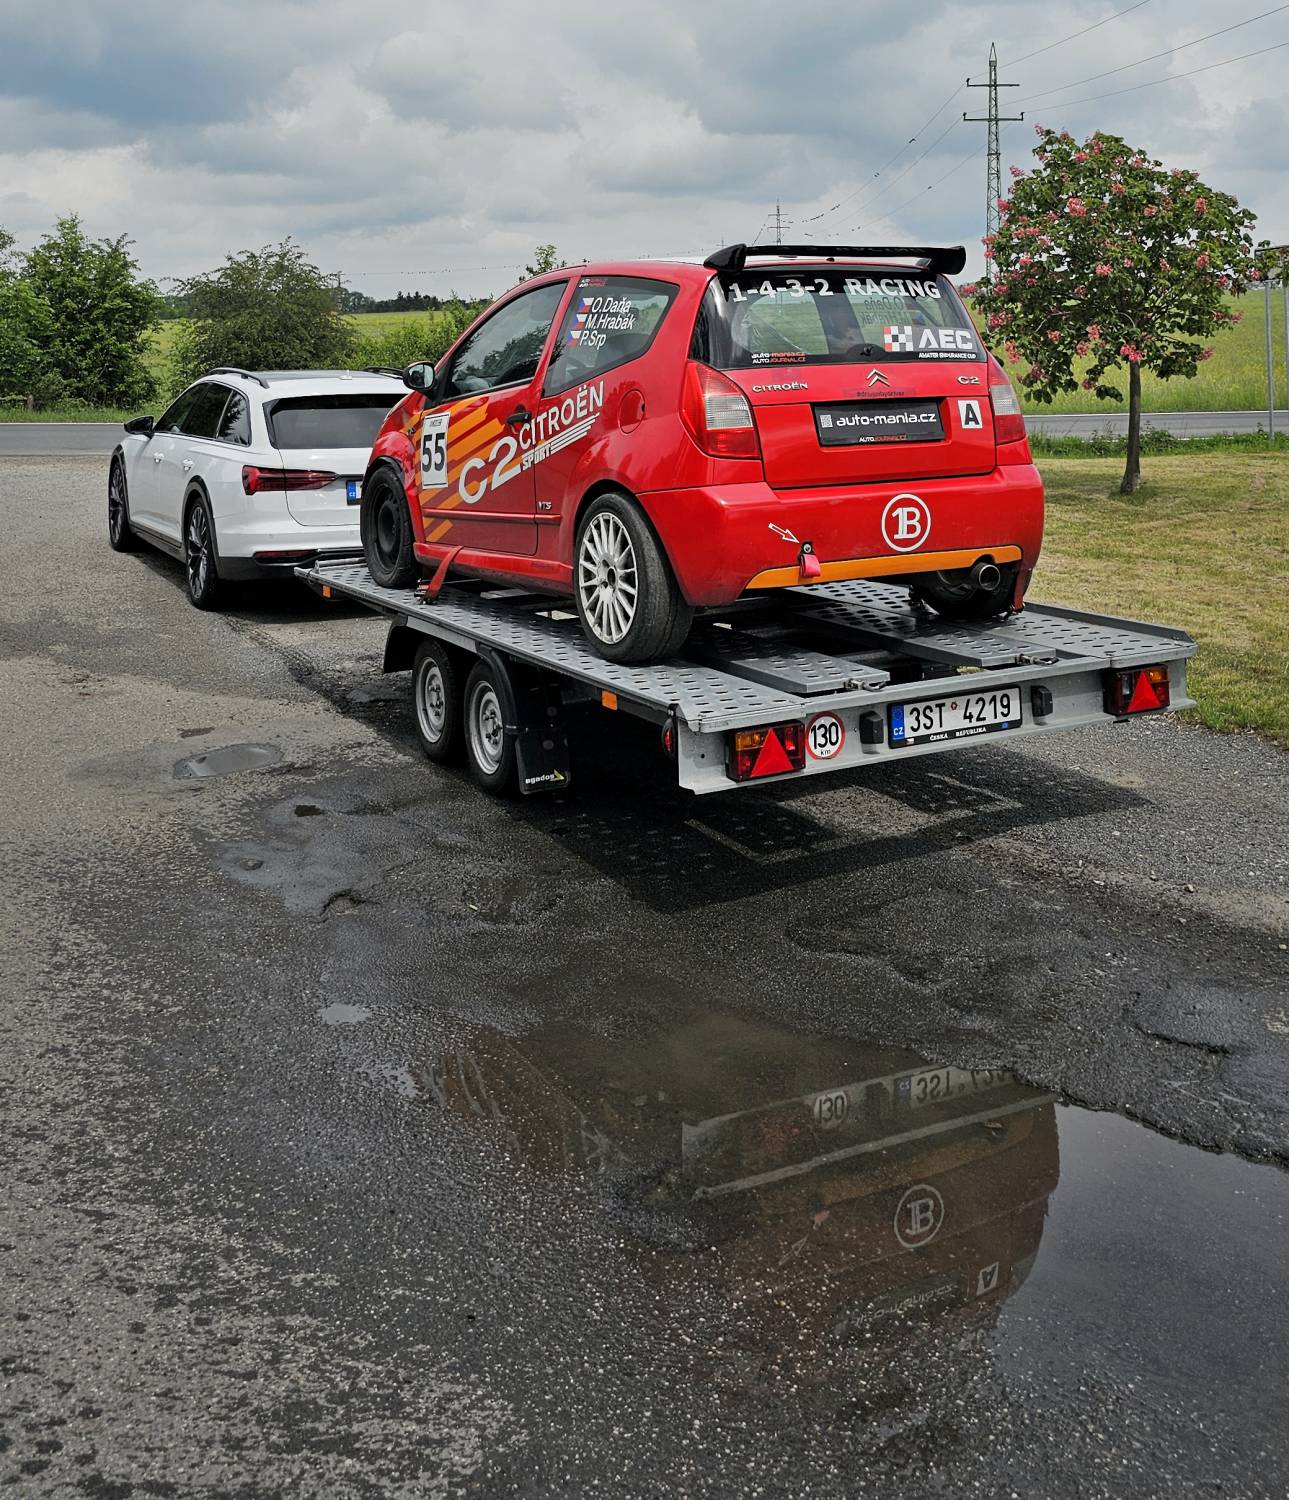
left=971, top=559, right=1002, bottom=592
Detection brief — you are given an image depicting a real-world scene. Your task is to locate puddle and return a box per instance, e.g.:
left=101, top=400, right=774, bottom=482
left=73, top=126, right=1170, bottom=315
left=174, top=742, right=283, bottom=780
left=318, top=1003, right=371, bottom=1027
left=405, top=1012, right=1289, bottom=1454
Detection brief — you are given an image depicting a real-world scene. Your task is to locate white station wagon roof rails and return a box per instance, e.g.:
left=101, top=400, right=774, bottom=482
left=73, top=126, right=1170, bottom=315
left=205, top=366, right=270, bottom=388
left=703, top=244, right=968, bottom=276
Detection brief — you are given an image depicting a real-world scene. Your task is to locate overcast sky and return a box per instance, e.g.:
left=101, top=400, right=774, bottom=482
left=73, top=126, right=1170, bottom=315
left=1, top=0, right=1285, bottom=299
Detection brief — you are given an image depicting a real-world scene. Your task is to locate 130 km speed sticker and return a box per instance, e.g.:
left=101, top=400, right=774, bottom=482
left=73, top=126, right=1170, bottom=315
left=806, top=713, right=846, bottom=759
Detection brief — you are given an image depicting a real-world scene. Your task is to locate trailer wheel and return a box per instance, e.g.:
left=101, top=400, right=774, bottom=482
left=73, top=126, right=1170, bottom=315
left=361, top=468, right=418, bottom=589
left=574, top=491, right=692, bottom=663
left=463, top=660, right=518, bottom=795
left=411, top=639, right=462, bottom=763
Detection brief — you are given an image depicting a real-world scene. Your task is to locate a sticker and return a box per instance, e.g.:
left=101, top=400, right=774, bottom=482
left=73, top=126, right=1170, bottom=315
left=419, top=411, right=449, bottom=489
left=958, top=398, right=983, bottom=430
left=768, top=523, right=800, bottom=544
left=811, top=1088, right=850, bottom=1130
left=882, top=493, right=931, bottom=552
left=806, top=713, right=846, bottom=760
left=975, top=1262, right=1001, bottom=1296
left=565, top=294, right=639, bottom=352
left=894, top=1184, right=945, bottom=1249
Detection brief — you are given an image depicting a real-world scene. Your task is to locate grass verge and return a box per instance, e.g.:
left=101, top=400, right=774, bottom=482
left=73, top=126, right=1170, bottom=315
left=1035, top=453, right=1289, bottom=746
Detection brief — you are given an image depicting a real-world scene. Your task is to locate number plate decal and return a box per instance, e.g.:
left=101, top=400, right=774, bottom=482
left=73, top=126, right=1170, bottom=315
left=889, top=688, right=1022, bottom=747
left=345, top=479, right=362, bottom=504
left=806, top=712, right=846, bottom=760
left=419, top=411, right=450, bottom=490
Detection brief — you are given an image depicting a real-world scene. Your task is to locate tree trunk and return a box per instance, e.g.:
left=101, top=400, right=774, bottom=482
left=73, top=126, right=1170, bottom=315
left=1121, top=361, right=1142, bottom=494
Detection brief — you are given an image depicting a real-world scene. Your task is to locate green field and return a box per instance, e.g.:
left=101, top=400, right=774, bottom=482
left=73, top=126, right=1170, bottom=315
left=1035, top=452, right=1289, bottom=745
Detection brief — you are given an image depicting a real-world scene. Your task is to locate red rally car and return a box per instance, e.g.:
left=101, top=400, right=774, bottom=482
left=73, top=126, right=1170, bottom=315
left=360, top=243, right=1043, bottom=663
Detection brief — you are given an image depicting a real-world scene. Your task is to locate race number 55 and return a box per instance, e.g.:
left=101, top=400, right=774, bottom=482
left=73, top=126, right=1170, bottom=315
left=420, top=412, right=450, bottom=489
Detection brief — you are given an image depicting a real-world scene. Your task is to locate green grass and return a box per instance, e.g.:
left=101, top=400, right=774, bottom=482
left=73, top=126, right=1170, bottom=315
left=1035, top=452, right=1289, bottom=745
left=1030, top=430, right=1289, bottom=458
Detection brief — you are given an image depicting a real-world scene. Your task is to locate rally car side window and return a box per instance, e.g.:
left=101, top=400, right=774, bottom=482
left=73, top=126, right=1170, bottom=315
left=443, top=282, right=567, bottom=399
left=543, top=277, right=678, bottom=397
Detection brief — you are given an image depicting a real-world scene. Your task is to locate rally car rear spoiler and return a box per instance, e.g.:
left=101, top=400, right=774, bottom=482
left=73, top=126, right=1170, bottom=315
left=703, top=244, right=968, bottom=276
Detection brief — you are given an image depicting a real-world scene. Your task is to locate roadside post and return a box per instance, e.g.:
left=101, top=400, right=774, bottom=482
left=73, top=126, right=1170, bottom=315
left=1265, top=282, right=1275, bottom=443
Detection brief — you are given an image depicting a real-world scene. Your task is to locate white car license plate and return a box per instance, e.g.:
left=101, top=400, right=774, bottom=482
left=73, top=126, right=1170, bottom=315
left=890, top=687, right=1021, bottom=746
left=346, top=479, right=362, bottom=504
left=898, top=1066, right=1011, bottom=1110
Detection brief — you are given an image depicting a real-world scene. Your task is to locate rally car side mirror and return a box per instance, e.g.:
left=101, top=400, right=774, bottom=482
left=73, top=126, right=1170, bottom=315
left=402, top=362, right=437, bottom=396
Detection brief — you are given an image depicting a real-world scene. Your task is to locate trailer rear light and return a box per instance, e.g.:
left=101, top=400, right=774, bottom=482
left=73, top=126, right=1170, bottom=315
left=681, top=362, right=761, bottom=459
left=242, top=465, right=338, bottom=495
left=1105, top=664, right=1171, bottom=716
left=728, top=721, right=805, bottom=781
left=988, top=358, right=1028, bottom=449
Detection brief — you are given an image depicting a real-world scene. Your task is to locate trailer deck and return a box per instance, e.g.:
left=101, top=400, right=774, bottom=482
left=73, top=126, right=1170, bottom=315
left=299, top=559, right=1196, bottom=795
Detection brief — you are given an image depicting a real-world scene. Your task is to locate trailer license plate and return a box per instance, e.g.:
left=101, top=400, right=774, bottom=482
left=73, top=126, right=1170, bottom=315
left=898, top=1066, right=1012, bottom=1109
left=889, top=688, right=1021, bottom=746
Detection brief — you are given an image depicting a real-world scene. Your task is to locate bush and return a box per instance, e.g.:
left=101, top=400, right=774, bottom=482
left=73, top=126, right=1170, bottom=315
left=351, top=307, right=479, bottom=373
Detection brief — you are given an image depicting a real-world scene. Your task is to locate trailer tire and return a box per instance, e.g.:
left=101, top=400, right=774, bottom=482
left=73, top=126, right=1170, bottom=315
left=912, top=563, right=1020, bottom=622
left=574, top=491, right=692, bottom=664
left=411, top=639, right=462, bottom=764
left=463, top=660, right=518, bottom=796
left=361, top=468, right=419, bottom=589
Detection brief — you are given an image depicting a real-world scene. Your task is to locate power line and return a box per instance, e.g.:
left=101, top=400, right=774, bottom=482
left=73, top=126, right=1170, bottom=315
left=1015, top=3, right=1289, bottom=104
left=1005, top=0, right=1153, bottom=68
left=1033, top=34, right=1289, bottom=111
left=965, top=44, right=1023, bottom=274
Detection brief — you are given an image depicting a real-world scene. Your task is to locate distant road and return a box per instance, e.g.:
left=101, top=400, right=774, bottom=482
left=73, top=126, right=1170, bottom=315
left=1027, top=409, right=1287, bottom=438
left=2, top=410, right=1287, bottom=459
left=0, top=423, right=122, bottom=457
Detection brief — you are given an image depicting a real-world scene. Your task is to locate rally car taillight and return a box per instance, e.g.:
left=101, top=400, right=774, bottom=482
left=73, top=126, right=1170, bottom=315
left=681, top=362, right=761, bottom=460
left=988, top=361, right=1028, bottom=449
left=242, top=465, right=338, bottom=495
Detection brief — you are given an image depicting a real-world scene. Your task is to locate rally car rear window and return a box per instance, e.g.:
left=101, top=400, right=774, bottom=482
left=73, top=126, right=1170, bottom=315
left=266, top=394, right=400, bottom=449
left=693, top=267, right=982, bottom=368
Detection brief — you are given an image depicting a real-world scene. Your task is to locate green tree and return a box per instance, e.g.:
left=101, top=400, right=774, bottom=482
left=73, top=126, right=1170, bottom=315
left=524, top=244, right=565, bottom=279
left=23, top=216, right=160, bottom=406
left=173, top=239, right=356, bottom=386
left=0, top=229, right=60, bottom=405
left=971, top=128, right=1258, bottom=493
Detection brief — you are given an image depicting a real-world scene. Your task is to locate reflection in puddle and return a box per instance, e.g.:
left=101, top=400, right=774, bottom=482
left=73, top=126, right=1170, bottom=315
left=319, top=1003, right=371, bottom=1026
left=413, top=1016, right=1057, bottom=1392
left=173, top=742, right=283, bottom=779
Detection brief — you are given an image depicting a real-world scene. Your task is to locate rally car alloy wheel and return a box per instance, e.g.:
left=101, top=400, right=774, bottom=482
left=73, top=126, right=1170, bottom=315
left=361, top=468, right=418, bottom=589
left=573, top=492, right=692, bottom=664
left=463, top=660, right=518, bottom=795
left=107, top=458, right=139, bottom=552
left=412, top=639, right=462, bottom=763
left=184, top=494, right=223, bottom=610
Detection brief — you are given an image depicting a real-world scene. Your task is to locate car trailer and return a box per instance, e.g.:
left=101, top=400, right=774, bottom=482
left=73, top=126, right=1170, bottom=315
left=298, top=559, right=1196, bottom=797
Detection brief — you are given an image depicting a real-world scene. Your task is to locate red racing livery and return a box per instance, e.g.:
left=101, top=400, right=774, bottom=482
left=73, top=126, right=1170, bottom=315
left=361, top=243, right=1043, bottom=663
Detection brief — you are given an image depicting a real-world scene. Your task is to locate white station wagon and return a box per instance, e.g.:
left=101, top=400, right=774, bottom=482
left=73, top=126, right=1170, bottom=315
left=108, top=367, right=406, bottom=608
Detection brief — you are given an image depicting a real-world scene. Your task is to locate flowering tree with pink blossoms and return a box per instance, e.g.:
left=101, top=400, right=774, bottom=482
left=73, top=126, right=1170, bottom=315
left=970, top=127, right=1259, bottom=493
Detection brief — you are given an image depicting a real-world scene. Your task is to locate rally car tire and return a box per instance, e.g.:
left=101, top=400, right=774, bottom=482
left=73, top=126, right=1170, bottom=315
left=361, top=468, right=418, bottom=589
left=412, top=639, right=462, bottom=764
left=462, top=660, right=518, bottom=796
left=912, top=562, right=1020, bottom=622
left=573, top=491, right=692, bottom=664
left=183, top=493, right=224, bottom=611
left=108, top=457, right=140, bottom=552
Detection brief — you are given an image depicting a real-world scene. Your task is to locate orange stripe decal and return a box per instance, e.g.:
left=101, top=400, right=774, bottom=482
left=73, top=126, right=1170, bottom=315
left=745, top=545, right=1023, bottom=591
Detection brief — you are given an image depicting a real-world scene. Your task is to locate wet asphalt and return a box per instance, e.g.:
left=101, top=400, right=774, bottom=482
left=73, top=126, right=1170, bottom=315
left=1, top=456, right=1287, bottom=1499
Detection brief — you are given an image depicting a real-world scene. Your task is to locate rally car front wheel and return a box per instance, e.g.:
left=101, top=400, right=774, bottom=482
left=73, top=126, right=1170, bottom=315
left=573, top=492, right=692, bottom=664
left=361, top=468, right=418, bottom=589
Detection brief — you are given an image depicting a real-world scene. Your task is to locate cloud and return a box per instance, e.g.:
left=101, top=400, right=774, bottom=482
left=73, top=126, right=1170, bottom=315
left=0, top=0, right=1284, bottom=294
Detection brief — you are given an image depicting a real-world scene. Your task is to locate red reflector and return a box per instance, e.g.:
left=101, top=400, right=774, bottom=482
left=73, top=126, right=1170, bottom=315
left=728, top=722, right=806, bottom=781
left=1106, top=665, right=1171, bottom=716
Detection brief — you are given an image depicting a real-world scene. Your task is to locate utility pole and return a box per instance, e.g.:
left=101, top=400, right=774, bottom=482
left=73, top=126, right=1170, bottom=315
left=964, top=44, right=1023, bottom=280
left=773, top=201, right=784, bottom=245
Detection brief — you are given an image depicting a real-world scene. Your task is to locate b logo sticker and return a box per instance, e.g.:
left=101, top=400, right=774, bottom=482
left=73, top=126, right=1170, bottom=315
left=881, top=493, right=931, bottom=552
left=957, top=398, right=983, bottom=430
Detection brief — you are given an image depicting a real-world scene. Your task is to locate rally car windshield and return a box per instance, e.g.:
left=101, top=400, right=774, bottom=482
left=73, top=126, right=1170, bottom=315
left=695, top=266, right=982, bottom=368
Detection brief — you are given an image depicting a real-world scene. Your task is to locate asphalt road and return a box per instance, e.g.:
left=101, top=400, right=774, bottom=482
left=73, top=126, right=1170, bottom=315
left=2, top=409, right=1289, bottom=458
left=2, top=457, right=1287, bottom=1498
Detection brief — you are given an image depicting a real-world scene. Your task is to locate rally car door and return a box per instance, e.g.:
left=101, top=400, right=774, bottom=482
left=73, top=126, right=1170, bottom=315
left=416, top=281, right=569, bottom=558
